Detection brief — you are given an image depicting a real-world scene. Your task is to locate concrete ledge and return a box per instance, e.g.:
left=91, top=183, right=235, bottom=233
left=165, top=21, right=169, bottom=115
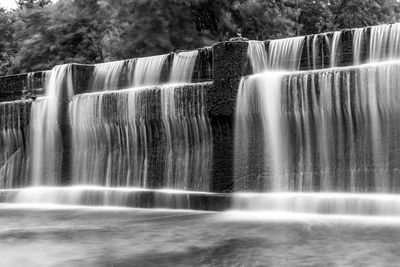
left=0, top=187, right=231, bottom=211
left=0, top=46, right=213, bottom=98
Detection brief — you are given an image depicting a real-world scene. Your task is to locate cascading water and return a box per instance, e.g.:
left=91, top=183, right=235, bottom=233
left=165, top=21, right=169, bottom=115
left=5, top=23, right=400, bottom=215
left=69, top=82, right=212, bottom=191
left=247, top=37, right=304, bottom=73
left=353, top=28, right=365, bottom=65
left=234, top=71, right=288, bottom=191
left=353, top=22, right=400, bottom=64
left=236, top=62, right=400, bottom=193
left=30, top=64, right=73, bottom=185
left=0, top=49, right=213, bottom=207
left=234, top=27, right=400, bottom=216
left=268, top=36, right=304, bottom=70
left=169, top=50, right=198, bottom=82
left=69, top=88, right=151, bottom=187
left=305, top=31, right=341, bottom=69
left=0, top=100, right=31, bottom=188
left=330, top=31, right=342, bottom=68
left=161, top=50, right=212, bottom=190
left=89, top=60, right=126, bottom=91
left=131, top=54, right=168, bottom=87
left=68, top=49, right=211, bottom=194
left=160, top=84, right=212, bottom=191
left=247, top=41, right=268, bottom=73
left=89, top=54, right=169, bottom=91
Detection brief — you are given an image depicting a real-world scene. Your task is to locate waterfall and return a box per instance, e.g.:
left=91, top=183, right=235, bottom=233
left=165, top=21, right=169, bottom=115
left=306, top=33, right=330, bottom=69
left=247, top=37, right=304, bottom=73
left=233, top=60, right=400, bottom=214
left=30, top=64, right=73, bottom=185
left=68, top=83, right=212, bottom=190
left=235, top=62, right=400, bottom=193
left=169, top=50, right=198, bottom=83
left=160, top=84, right=212, bottom=191
left=69, top=88, right=151, bottom=187
left=132, top=54, right=168, bottom=87
left=353, top=28, right=365, bottom=65
left=90, top=60, right=126, bottom=91
left=27, top=70, right=51, bottom=93
left=247, top=41, right=268, bottom=73
left=0, top=100, right=31, bottom=188
left=353, top=22, right=400, bottom=64
left=268, top=36, right=304, bottom=70
left=330, top=31, right=342, bottom=68
left=161, top=49, right=212, bottom=190
left=234, top=71, right=288, bottom=191
left=235, top=23, right=400, bottom=215
left=89, top=54, right=169, bottom=91
left=68, top=49, right=211, bottom=191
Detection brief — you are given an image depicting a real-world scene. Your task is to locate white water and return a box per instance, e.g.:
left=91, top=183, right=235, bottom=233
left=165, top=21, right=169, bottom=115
left=132, top=54, right=168, bottom=87
left=330, top=31, right=342, bottom=67
left=169, top=50, right=198, bottom=82
left=247, top=41, right=268, bottom=73
left=30, top=65, right=74, bottom=185
left=235, top=61, right=400, bottom=193
left=0, top=186, right=219, bottom=209
left=234, top=71, right=287, bottom=191
left=69, top=87, right=150, bottom=187
left=161, top=50, right=212, bottom=190
left=353, top=28, right=365, bottom=65
left=160, top=84, right=212, bottom=190
left=232, top=192, right=400, bottom=216
left=239, top=24, right=400, bottom=216
left=246, top=37, right=304, bottom=73
left=89, top=54, right=169, bottom=91
left=90, top=60, right=126, bottom=91
left=353, top=22, right=400, bottom=64
left=69, top=49, right=211, bottom=191
left=0, top=100, right=31, bottom=188
left=268, top=36, right=304, bottom=70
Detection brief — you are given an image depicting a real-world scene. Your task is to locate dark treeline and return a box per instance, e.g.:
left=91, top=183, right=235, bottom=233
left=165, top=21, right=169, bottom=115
left=1, top=0, right=400, bottom=75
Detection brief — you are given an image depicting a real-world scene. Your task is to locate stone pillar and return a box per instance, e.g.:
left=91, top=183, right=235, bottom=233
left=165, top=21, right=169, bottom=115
left=208, top=41, right=250, bottom=193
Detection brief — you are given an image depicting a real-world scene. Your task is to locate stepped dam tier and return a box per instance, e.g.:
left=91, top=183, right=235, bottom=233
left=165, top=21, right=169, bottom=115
left=3, top=23, right=400, bottom=217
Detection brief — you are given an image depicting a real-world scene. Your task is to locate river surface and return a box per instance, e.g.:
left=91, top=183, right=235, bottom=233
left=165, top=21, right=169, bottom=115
left=1, top=204, right=400, bottom=266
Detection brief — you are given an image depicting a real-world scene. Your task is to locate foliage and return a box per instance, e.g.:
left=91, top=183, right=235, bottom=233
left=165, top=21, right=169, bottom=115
left=1, top=0, right=400, bottom=75
left=101, top=0, right=202, bottom=60
left=16, top=0, right=52, bottom=9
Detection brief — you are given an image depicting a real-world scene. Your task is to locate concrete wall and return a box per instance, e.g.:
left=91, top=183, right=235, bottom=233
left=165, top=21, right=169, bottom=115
left=0, top=24, right=393, bottom=192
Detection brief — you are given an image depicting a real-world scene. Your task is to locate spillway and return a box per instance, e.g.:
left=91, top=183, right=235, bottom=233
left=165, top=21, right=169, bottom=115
left=2, top=23, right=400, bottom=216
left=233, top=27, right=400, bottom=216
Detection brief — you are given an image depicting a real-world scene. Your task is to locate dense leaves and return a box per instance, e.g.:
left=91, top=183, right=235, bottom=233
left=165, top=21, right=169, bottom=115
left=1, top=0, right=400, bottom=75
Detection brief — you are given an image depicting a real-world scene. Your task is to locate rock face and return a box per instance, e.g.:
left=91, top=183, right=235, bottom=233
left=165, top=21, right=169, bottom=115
left=0, top=24, right=397, bottom=194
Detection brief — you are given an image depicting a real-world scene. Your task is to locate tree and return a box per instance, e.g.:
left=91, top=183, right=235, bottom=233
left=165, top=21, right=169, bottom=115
left=329, top=0, right=400, bottom=29
left=3, top=0, right=400, bottom=75
left=0, top=8, right=19, bottom=76
left=12, top=0, right=108, bottom=73
left=16, top=0, right=52, bottom=9
left=101, top=0, right=203, bottom=60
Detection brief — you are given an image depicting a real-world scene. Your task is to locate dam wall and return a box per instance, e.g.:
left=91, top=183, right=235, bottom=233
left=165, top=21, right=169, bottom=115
left=1, top=23, right=400, bottom=200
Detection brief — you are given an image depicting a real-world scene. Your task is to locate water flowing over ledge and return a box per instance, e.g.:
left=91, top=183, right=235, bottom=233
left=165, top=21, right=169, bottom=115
left=0, top=186, right=229, bottom=211
left=0, top=100, right=31, bottom=188
left=235, top=60, right=400, bottom=193
left=3, top=23, right=400, bottom=217
left=246, top=22, right=400, bottom=74
left=232, top=192, right=400, bottom=217
left=69, top=83, right=212, bottom=190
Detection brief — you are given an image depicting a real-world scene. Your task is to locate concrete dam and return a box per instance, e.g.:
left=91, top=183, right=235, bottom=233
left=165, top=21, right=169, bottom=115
left=2, top=23, right=400, bottom=216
